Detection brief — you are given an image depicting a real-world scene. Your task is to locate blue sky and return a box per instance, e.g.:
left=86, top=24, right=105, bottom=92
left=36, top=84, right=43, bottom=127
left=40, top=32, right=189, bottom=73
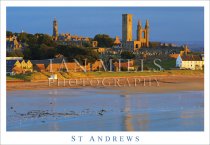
left=7, top=7, right=204, bottom=42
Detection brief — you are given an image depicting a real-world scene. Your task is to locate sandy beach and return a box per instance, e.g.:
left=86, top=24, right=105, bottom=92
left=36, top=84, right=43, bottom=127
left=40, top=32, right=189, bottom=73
left=7, top=74, right=204, bottom=131
left=7, top=75, right=204, bottom=93
left=7, top=88, right=204, bottom=131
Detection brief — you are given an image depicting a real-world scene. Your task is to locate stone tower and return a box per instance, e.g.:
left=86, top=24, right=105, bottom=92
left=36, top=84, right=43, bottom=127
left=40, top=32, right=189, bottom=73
left=122, top=14, right=133, bottom=42
left=145, top=19, right=149, bottom=47
left=53, top=18, right=58, bottom=40
left=137, top=20, right=142, bottom=41
left=136, top=19, right=150, bottom=47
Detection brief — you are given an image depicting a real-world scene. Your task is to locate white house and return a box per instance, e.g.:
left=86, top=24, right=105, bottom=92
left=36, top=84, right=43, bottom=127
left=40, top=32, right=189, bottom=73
left=176, top=54, right=204, bottom=70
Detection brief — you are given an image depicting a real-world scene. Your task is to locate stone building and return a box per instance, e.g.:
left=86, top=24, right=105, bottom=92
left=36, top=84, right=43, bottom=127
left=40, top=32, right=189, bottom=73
left=52, top=19, right=98, bottom=47
left=113, top=36, right=121, bottom=48
left=137, top=20, right=149, bottom=48
left=176, top=54, right=204, bottom=70
left=6, top=35, right=22, bottom=52
left=6, top=60, right=33, bottom=75
left=122, top=14, right=150, bottom=52
left=92, top=41, right=98, bottom=48
left=113, top=60, right=135, bottom=71
left=122, top=14, right=133, bottom=42
left=52, top=18, right=58, bottom=41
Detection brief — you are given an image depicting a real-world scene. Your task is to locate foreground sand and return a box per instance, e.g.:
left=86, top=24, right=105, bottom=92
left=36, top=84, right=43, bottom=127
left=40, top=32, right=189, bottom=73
left=7, top=75, right=204, bottom=131
left=7, top=84, right=204, bottom=131
left=7, top=75, right=204, bottom=93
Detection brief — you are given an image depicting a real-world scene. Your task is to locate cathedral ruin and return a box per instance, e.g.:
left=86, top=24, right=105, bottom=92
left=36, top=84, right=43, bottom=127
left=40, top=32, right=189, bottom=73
left=122, top=14, right=150, bottom=51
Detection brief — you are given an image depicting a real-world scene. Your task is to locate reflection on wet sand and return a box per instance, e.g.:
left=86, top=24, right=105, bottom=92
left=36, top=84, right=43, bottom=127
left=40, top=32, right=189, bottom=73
left=7, top=88, right=204, bottom=131
left=123, top=94, right=149, bottom=131
left=123, top=94, right=134, bottom=131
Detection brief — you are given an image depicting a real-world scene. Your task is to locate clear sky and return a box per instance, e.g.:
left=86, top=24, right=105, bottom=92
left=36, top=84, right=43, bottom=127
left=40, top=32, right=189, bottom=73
left=7, top=7, right=204, bottom=42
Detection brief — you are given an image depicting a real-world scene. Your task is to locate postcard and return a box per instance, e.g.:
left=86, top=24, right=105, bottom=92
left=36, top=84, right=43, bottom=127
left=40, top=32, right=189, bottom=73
left=0, top=0, right=209, bottom=145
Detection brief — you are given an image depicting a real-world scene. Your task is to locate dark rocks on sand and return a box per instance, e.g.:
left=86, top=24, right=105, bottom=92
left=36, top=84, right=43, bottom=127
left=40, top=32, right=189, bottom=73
left=98, top=112, right=103, bottom=116
left=98, top=109, right=107, bottom=116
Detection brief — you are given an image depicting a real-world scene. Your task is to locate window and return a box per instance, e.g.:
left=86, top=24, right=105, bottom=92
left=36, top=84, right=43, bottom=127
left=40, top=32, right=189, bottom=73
left=136, top=44, right=139, bottom=48
left=142, top=31, right=145, bottom=38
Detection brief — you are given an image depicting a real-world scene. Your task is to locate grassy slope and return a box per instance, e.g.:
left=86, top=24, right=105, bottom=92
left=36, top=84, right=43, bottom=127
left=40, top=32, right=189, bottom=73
left=7, top=70, right=204, bottom=81
left=144, top=59, right=176, bottom=70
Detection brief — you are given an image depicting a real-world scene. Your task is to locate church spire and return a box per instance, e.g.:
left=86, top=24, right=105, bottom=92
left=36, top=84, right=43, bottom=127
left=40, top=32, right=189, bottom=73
left=145, top=19, right=149, bottom=28
left=138, top=20, right=142, bottom=28
left=137, top=20, right=142, bottom=41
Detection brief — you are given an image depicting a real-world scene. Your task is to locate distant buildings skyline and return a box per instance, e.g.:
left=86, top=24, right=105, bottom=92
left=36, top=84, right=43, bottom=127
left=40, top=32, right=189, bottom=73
left=7, top=7, right=204, bottom=42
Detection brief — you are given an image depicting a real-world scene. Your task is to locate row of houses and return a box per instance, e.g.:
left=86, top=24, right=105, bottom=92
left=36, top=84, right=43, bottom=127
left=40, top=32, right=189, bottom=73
left=6, top=58, right=105, bottom=75
left=6, top=57, right=137, bottom=75
left=176, top=54, right=204, bottom=70
left=7, top=59, right=33, bottom=75
left=6, top=54, right=204, bottom=75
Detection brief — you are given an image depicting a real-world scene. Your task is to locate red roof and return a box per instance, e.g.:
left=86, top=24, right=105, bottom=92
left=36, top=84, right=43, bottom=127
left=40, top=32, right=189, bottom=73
left=181, top=55, right=202, bottom=61
left=114, top=61, right=134, bottom=68
left=36, top=64, right=46, bottom=71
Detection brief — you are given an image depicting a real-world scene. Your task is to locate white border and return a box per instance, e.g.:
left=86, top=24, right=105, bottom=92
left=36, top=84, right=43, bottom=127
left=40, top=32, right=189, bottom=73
left=1, top=1, right=209, bottom=145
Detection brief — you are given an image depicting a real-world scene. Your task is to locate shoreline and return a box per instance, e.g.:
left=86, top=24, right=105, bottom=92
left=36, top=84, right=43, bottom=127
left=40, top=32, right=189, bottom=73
left=7, top=75, right=204, bottom=93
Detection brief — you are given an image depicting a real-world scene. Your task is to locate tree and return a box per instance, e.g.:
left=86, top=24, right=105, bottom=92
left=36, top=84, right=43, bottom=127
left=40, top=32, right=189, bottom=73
left=57, top=45, right=99, bottom=63
left=18, top=32, right=28, bottom=43
left=83, top=42, right=91, bottom=47
left=40, top=44, right=56, bottom=59
left=14, top=50, right=24, bottom=57
left=6, top=31, right=13, bottom=37
left=6, top=50, right=24, bottom=57
left=7, top=31, right=57, bottom=60
left=20, top=33, right=57, bottom=59
left=30, top=44, right=42, bottom=60
left=23, top=48, right=31, bottom=60
left=7, top=51, right=16, bottom=57
left=27, top=34, right=38, bottom=45
left=94, top=34, right=114, bottom=48
left=36, top=34, right=56, bottom=47
left=121, top=51, right=135, bottom=59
